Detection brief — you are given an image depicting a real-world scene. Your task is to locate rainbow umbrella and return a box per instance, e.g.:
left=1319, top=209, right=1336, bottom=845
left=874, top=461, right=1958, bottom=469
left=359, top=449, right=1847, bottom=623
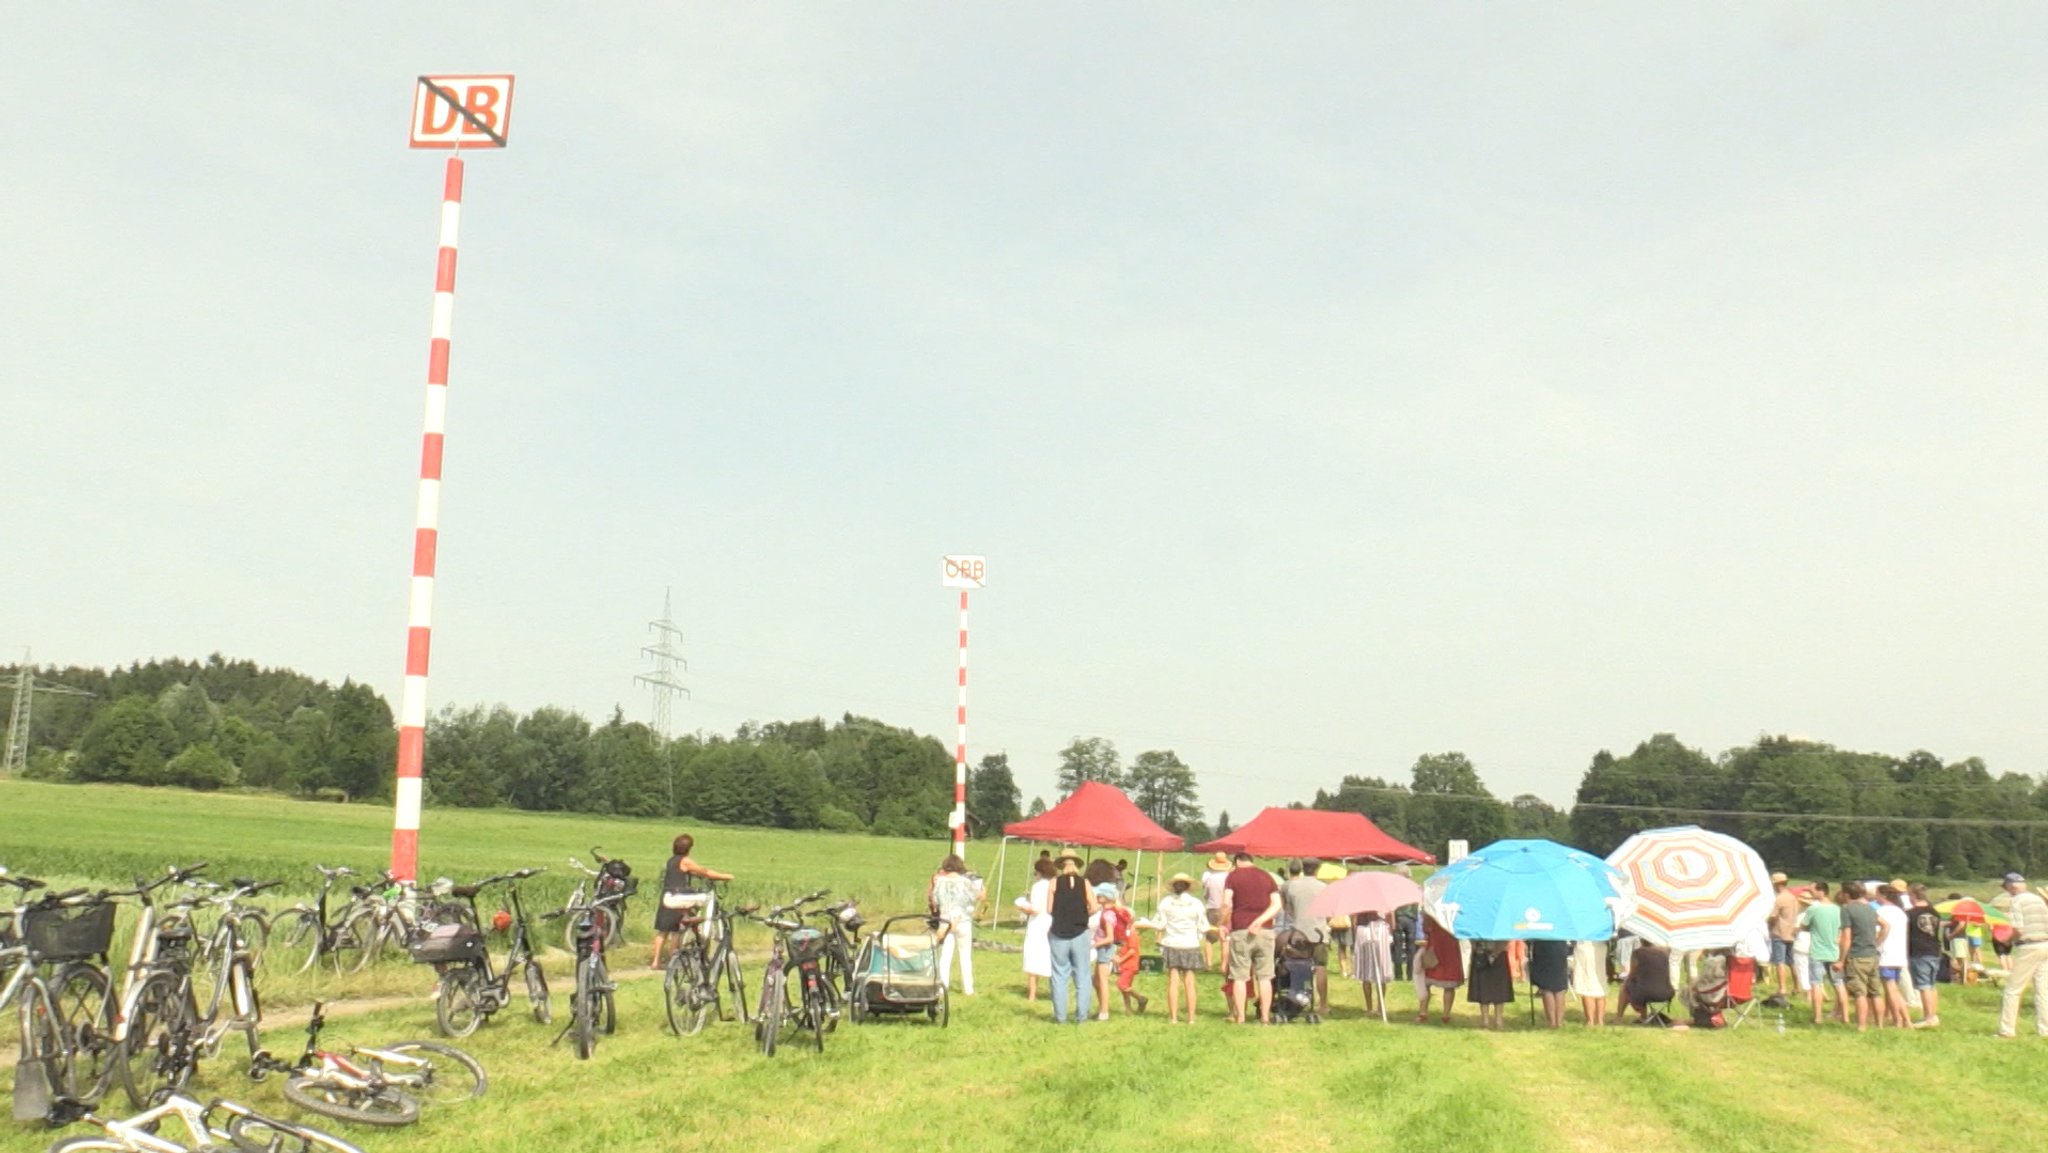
left=1936, top=897, right=2009, bottom=926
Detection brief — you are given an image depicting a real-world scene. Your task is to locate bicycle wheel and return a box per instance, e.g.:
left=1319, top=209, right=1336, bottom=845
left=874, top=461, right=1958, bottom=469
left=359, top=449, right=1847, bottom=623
left=756, top=968, right=784, bottom=1057
left=222, top=1109, right=372, bottom=1153
left=596, top=957, right=615, bottom=1036
left=810, top=991, right=826, bottom=1052
left=434, top=965, right=486, bottom=1039
left=277, top=908, right=322, bottom=973
left=234, top=910, right=272, bottom=969
left=572, top=961, right=597, bottom=1060
left=18, top=981, right=68, bottom=1111
left=118, top=972, right=196, bottom=1107
left=722, top=946, right=749, bottom=1023
left=376, top=1040, right=487, bottom=1104
left=283, top=1075, right=420, bottom=1127
left=52, top=962, right=114, bottom=1100
left=815, top=971, right=841, bottom=1036
left=523, top=957, right=551, bottom=1025
left=665, top=950, right=710, bottom=1037
left=339, top=909, right=380, bottom=973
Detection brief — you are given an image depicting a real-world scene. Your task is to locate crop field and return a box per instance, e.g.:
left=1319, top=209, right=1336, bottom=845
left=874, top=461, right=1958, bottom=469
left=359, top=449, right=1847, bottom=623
left=3, top=781, right=2046, bottom=1153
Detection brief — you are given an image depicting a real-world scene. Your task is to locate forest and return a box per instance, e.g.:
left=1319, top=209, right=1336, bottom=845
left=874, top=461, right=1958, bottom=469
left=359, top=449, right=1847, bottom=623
left=9, top=656, right=2048, bottom=878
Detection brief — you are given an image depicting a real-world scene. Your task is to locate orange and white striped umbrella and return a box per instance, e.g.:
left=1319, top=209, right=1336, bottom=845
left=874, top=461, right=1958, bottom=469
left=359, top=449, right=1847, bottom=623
left=1605, top=826, right=1773, bottom=950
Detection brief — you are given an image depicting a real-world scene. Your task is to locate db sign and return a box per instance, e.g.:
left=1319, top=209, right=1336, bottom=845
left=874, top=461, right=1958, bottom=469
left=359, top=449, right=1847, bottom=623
left=941, top=555, right=987, bottom=589
left=410, top=75, right=515, bottom=149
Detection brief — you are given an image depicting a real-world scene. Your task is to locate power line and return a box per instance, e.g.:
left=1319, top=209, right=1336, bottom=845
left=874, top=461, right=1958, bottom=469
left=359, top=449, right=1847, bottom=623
left=1573, top=801, right=2048, bottom=829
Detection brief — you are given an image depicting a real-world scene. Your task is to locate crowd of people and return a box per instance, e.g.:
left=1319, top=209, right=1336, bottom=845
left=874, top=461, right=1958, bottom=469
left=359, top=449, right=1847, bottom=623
left=642, top=832, right=2048, bottom=1038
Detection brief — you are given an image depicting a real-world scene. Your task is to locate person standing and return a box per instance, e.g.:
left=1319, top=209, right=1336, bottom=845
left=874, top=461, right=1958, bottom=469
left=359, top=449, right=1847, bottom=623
left=1570, top=938, right=1608, bottom=1026
left=928, top=855, right=983, bottom=996
left=1199, top=852, right=1230, bottom=971
left=1766, top=871, right=1800, bottom=1005
left=1415, top=913, right=1464, bottom=1024
left=1279, top=858, right=1331, bottom=1016
left=1467, top=940, right=1513, bottom=1030
left=1799, top=883, right=1846, bottom=1025
left=1353, top=911, right=1394, bottom=1016
left=1529, top=938, right=1570, bottom=1028
left=650, top=833, right=733, bottom=970
left=1840, top=881, right=1882, bottom=1032
left=1904, top=883, right=1942, bottom=1028
left=1219, top=851, right=1281, bottom=1025
left=1154, top=873, right=1207, bottom=1024
left=1018, top=857, right=1056, bottom=1001
left=1873, top=884, right=1912, bottom=1028
left=1995, top=872, right=2048, bottom=1039
left=1046, top=851, right=1094, bottom=1024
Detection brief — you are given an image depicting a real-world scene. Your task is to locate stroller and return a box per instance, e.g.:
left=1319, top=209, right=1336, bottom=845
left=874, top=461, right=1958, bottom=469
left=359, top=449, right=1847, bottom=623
left=1272, top=929, right=1321, bottom=1024
left=848, top=914, right=949, bottom=1026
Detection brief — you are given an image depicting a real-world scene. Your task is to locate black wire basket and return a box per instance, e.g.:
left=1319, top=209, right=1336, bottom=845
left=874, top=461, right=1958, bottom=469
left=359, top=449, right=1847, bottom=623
left=22, top=902, right=117, bottom=962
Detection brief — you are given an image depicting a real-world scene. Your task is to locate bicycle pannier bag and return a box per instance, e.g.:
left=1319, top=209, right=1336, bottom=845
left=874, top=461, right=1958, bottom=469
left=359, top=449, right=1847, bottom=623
left=408, top=923, right=486, bottom=965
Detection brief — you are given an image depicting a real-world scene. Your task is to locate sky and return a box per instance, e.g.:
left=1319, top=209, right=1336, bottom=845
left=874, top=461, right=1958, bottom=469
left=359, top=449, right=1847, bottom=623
left=7, top=4, right=2048, bottom=821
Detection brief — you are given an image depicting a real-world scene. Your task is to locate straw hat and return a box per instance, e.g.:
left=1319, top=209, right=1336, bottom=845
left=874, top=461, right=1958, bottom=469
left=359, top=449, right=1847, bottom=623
left=1207, top=852, right=1230, bottom=871
left=1170, top=872, right=1193, bottom=886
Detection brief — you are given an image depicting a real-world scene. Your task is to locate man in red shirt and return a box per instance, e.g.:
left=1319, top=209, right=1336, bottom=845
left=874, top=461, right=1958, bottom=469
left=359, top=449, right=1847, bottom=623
left=1219, top=851, right=1282, bottom=1024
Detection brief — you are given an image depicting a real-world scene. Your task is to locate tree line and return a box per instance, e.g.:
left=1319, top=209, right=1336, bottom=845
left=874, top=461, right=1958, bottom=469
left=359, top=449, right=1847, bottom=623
left=10, top=659, right=2048, bottom=877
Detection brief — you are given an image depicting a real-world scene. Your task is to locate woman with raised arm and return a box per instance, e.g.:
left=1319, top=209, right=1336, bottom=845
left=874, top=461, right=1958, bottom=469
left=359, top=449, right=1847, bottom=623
left=650, top=833, right=733, bottom=969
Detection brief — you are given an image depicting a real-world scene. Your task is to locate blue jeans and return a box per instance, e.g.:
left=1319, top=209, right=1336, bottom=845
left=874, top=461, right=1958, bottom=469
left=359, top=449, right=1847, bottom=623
left=1049, top=933, right=1094, bottom=1023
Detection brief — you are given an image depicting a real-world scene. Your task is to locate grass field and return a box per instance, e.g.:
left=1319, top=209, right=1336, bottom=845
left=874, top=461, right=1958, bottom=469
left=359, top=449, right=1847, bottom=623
left=3, top=780, right=2046, bottom=1153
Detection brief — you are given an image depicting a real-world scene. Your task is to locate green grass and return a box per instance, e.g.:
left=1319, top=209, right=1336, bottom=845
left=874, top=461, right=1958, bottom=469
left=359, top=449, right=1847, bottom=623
left=4, top=780, right=2048, bottom=1153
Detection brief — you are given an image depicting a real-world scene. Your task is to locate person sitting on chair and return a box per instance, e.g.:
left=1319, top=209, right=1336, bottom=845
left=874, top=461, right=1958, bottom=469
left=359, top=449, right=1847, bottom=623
left=1620, top=942, right=1675, bottom=1024
left=1685, top=949, right=1732, bottom=1028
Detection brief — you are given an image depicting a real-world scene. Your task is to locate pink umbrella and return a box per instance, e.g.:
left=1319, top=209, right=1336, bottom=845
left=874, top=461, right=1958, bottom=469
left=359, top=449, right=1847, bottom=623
left=1308, top=871, right=1424, bottom=919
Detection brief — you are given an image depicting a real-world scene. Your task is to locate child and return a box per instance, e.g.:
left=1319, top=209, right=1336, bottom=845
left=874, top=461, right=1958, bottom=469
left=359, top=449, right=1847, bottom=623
left=1090, top=883, right=1147, bottom=1017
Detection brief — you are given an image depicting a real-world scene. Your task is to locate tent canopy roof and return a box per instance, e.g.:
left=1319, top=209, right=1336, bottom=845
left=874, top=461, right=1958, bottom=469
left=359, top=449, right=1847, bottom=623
left=1002, top=781, right=1185, bottom=852
left=1196, top=807, right=1435, bottom=864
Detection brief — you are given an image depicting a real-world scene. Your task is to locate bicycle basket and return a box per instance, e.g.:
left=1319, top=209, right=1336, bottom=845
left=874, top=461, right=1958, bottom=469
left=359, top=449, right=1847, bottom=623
left=787, top=927, right=828, bottom=965
left=408, top=923, right=486, bottom=965
left=22, top=902, right=117, bottom=962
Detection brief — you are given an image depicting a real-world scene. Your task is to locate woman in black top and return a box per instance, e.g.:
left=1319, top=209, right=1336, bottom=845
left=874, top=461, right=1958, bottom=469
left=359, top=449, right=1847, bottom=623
left=1047, top=851, right=1094, bottom=1023
left=650, top=833, right=733, bottom=969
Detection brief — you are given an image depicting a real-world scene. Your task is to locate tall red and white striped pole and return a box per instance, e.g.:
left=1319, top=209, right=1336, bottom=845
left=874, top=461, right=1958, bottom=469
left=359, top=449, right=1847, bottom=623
left=951, top=588, right=970, bottom=859
left=391, top=155, right=464, bottom=881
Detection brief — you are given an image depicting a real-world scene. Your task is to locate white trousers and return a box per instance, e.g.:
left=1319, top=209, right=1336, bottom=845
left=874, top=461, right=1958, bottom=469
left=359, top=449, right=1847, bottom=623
left=939, top=917, right=975, bottom=994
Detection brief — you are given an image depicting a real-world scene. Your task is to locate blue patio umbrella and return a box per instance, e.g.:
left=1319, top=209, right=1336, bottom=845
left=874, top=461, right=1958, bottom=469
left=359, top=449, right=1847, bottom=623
left=1420, top=839, right=1633, bottom=942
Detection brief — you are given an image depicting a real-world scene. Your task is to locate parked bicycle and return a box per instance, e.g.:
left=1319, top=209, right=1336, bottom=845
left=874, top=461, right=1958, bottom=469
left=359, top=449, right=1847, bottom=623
left=274, top=866, right=374, bottom=974
left=556, top=848, right=634, bottom=954
left=1, top=874, right=117, bottom=1114
left=249, top=1000, right=486, bottom=1128
left=173, top=877, right=275, bottom=973
left=744, top=891, right=840, bottom=1057
left=805, top=896, right=865, bottom=1001
left=661, top=881, right=748, bottom=1037
left=413, top=867, right=549, bottom=1038
left=116, top=870, right=266, bottom=1105
left=546, top=897, right=616, bottom=1060
left=44, top=1090, right=364, bottom=1153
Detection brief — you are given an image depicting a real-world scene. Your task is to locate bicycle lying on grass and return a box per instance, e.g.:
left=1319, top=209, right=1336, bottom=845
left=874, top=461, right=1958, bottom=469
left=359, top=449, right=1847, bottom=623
left=248, top=1000, right=486, bottom=1128
left=44, top=1091, right=364, bottom=1153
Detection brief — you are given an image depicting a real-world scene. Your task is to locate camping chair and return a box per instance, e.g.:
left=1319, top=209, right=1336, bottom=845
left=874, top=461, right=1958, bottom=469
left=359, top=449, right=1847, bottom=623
left=1724, top=956, right=1759, bottom=1029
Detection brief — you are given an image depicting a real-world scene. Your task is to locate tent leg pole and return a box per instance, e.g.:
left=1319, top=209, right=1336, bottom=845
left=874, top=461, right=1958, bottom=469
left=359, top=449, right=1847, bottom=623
left=988, top=836, right=1010, bottom=929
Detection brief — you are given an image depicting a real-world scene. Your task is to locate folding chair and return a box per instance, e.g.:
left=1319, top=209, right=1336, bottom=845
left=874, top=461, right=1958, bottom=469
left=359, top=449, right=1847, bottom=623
left=1724, top=956, right=1759, bottom=1029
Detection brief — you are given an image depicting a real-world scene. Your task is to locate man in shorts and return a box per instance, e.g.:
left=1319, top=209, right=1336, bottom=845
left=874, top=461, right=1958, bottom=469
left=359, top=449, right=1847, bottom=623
left=1219, top=851, right=1281, bottom=1025
left=1840, top=881, right=1882, bottom=1032
left=1799, top=883, right=1846, bottom=1025
left=1766, top=871, right=1800, bottom=1006
left=1280, top=858, right=1331, bottom=1015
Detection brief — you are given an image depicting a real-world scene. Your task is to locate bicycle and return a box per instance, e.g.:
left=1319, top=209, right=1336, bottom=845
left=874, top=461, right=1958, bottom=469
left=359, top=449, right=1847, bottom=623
left=274, top=866, right=373, bottom=974
left=248, top=1000, right=485, bottom=1127
left=556, top=849, right=634, bottom=954
left=2, top=876, right=118, bottom=1114
left=415, top=867, right=549, bottom=1038
left=546, top=898, right=616, bottom=1060
left=805, top=896, right=865, bottom=1002
left=661, top=882, right=748, bottom=1037
left=116, top=874, right=266, bottom=1106
left=744, top=892, right=840, bottom=1057
left=44, top=1091, right=365, bottom=1153
left=172, top=878, right=275, bottom=973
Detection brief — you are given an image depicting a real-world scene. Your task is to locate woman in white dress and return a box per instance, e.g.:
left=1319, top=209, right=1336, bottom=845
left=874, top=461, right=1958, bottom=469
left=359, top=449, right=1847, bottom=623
left=1019, top=857, right=1056, bottom=1000
left=1570, top=939, right=1608, bottom=1026
left=1353, top=911, right=1395, bottom=1016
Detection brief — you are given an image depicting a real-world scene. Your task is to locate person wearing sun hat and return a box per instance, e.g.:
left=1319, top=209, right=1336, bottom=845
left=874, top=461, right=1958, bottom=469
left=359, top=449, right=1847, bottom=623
left=1766, top=871, right=1799, bottom=1005
left=1199, top=851, right=1231, bottom=969
left=1995, top=871, right=2048, bottom=1038
left=1153, top=873, right=1208, bottom=1023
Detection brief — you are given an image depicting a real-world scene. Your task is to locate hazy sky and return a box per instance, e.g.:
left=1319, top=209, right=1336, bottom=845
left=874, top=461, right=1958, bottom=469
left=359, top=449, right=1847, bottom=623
left=8, top=5, right=2048, bottom=822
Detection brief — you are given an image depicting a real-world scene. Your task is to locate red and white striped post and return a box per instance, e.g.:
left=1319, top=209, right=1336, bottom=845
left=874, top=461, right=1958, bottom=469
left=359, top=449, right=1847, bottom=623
left=952, top=589, right=970, bottom=858
left=940, top=555, right=986, bottom=858
left=391, top=75, right=513, bottom=881
left=391, top=154, right=464, bottom=882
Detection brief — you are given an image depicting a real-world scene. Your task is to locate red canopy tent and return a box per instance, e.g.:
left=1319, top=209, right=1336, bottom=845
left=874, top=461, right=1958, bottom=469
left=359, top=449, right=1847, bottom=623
left=1003, top=781, right=1185, bottom=851
left=1196, top=807, right=1435, bottom=864
left=990, top=782, right=1184, bottom=924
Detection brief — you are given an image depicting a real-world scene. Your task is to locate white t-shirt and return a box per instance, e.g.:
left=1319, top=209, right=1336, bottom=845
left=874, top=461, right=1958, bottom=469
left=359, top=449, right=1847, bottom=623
left=1200, top=870, right=1229, bottom=911
left=1877, top=903, right=1910, bottom=968
left=1154, top=892, right=1208, bottom=950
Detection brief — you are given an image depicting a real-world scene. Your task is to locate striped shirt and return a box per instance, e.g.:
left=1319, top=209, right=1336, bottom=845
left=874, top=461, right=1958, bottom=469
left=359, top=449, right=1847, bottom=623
left=2011, top=890, right=2048, bottom=946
